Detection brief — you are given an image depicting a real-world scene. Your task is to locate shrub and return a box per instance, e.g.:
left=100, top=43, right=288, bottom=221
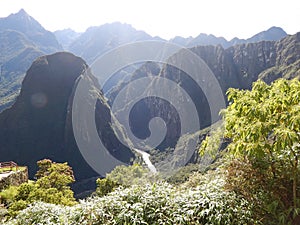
left=5, top=171, right=254, bottom=225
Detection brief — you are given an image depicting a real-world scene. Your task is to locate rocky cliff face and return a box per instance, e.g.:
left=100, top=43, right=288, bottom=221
left=0, top=52, right=134, bottom=193
left=106, top=33, right=300, bottom=152
left=258, top=32, right=300, bottom=82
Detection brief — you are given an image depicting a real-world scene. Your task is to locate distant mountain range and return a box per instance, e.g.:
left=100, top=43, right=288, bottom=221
left=0, top=9, right=291, bottom=112
left=170, top=26, right=287, bottom=48
left=55, top=23, right=287, bottom=63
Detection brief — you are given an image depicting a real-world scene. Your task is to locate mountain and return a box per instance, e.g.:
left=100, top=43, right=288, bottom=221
left=66, top=23, right=287, bottom=64
left=170, top=26, right=288, bottom=48
left=68, top=22, right=157, bottom=63
left=0, top=52, right=134, bottom=194
left=0, top=33, right=298, bottom=194
left=229, top=26, right=287, bottom=46
left=169, top=36, right=194, bottom=46
left=0, top=9, right=298, bottom=194
left=258, top=32, right=300, bottom=82
left=246, top=26, right=287, bottom=43
left=54, top=28, right=81, bottom=50
left=0, top=9, right=61, bottom=52
left=106, top=32, right=300, bottom=153
left=188, top=33, right=229, bottom=48
left=0, top=9, right=62, bottom=112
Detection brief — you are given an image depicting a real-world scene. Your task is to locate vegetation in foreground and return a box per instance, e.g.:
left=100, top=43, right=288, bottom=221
left=0, top=159, right=76, bottom=218
left=1, top=78, right=300, bottom=225
left=2, top=170, right=253, bottom=225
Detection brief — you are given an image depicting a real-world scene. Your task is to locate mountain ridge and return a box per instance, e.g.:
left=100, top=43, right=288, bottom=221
left=170, top=26, right=287, bottom=48
left=0, top=9, right=291, bottom=113
left=0, top=9, right=62, bottom=111
left=0, top=9, right=62, bottom=52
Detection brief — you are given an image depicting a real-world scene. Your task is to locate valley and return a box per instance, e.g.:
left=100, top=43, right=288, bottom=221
left=0, top=7, right=299, bottom=225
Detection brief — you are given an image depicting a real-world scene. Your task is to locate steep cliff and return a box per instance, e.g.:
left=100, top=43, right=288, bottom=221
left=0, top=52, right=134, bottom=194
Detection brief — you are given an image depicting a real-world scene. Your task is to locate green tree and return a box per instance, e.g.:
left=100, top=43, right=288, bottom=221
left=222, top=79, right=300, bottom=221
left=35, top=159, right=75, bottom=191
left=6, top=159, right=76, bottom=217
left=31, top=159, right=76, bottom=205
left=14, top=182, right=36, bottom=201
left=96, top=178, right=118, bottom=197
left=0, top=186, right=18, bottom=205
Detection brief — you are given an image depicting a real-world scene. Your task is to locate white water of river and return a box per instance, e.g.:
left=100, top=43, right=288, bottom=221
left=132, top=148, right=157, bottom=173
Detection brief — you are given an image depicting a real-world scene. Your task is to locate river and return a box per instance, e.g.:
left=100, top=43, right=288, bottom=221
left=132, top=148, right=157, bottom=173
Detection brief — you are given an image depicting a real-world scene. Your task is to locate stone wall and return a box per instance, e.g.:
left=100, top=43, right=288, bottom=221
left=0, top=167, right=28, bottom=191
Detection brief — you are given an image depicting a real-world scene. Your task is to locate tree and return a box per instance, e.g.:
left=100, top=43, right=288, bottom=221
left=35, top=159, right=75, bottom=191
left=7, top=159, right=76, bottom=217
left=222, top=79, right=300, bottom=221
left=96, top=178, right=118, bottom=197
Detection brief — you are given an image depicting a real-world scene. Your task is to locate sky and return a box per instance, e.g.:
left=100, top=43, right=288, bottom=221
left=0, top=0, right=299, bottom=40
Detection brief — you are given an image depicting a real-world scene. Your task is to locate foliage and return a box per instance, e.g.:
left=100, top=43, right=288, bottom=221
left=95, top=163, right=159, bottom=197
left=225, top=157, right=293, bottom=224
left=222, top=79, right=300, bottom=224
left=0, top=186, right=18, bottom=205
left=14, top=183, right=36, bottom=202
left=166, top=163, right=205, bottom=184
left=7, top=200, right=27, bottom=218
left=95, top=177, right=118, bottom=197
left=1, top=159, right=76, bottom=219
left=106, top=163, right=155, bottom=187
left=4, top=171, right=254, bottom=225
left=35, top=159, right=75, bottom=191
left=199, top=125, right=224, bottom=158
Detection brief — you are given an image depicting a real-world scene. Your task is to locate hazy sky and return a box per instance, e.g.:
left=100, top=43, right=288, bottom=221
left=0, top=0, right=299, bottom=40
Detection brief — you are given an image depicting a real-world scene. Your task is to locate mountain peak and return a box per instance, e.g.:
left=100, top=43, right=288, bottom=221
left=3, top=8, right=41, bottom=30
left=268, top=26, right=286, bottom=32
left=0, top=9, right=62, bottom=52
left=248, top=26, right=287, bottom=43
left=10, top=8, right=31, bottom=20
left=17, top=8, right=27, bottom=15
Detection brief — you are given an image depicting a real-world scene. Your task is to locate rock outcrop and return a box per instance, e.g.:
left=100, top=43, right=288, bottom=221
left=0, top=167, right=28, bottom=191
left=0, top=52, right=134, bottom=194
